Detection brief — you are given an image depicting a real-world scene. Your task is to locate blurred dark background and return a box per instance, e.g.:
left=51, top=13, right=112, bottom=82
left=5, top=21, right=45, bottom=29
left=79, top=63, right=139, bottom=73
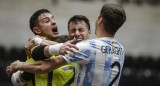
left=1, top=46, right=160, bottom=86
left=0, top=0, right=160, bottom=86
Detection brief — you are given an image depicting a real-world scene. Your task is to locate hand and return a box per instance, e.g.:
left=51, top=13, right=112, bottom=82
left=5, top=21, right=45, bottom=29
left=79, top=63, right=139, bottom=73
left=59, top=37, right=79, bottom=55
left=24, top=35, right=44, bottom=58
left=6, top=60, right=22, bottom=77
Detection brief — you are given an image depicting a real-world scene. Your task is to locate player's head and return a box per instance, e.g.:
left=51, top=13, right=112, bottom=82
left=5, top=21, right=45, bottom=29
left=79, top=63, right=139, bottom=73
left=96, top=3, right=126, bottom=35
left=30, top=9, right=59, bottom=39
left=68, top=15, right=91, bottom=43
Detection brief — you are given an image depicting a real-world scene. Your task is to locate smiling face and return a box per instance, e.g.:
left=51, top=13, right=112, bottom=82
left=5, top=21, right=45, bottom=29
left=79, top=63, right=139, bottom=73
left=68, top=21, right=91, bottom=43
left=35, top=13, right=59, bottom=39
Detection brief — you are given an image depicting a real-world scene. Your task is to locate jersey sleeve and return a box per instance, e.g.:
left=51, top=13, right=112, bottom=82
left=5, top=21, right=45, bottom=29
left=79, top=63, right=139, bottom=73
left=62, top=42, right=91, bottom=64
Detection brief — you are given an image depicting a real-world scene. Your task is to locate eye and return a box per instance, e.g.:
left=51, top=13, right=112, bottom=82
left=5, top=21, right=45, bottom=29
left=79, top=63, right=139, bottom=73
left=79, top=28, right=84, bottom=32
left=45, top=19, right=49, bottom=23
left=70, top=28, right=76, bottom=33
left=43, top=18, right=50, bottom=23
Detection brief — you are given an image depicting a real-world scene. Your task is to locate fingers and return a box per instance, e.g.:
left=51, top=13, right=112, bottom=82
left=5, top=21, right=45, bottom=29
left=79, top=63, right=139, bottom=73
left=63, top=43, right=78, bottom=54
left=28, top=37, right=32, bottom=41
left=24, top=47, right=32, bottom=58
left=6, top=66, right=13, bottom=77
left=65, top=43, right=79, bottom=50
left=68, top=37, right=77, bottom=44
left=28, top=35, right=41, bottom=42
left=59, top=42, right=79, bottom=55
left=68, top=44, right=79, bottom=50
left=25, top=37, right=35, bottom=51
left=6, top=66, right=10, bottom=77
left=6, top=60, right=19, bottom=77
left=66, top=47, right=78, bottom=54
left=60, top=46, right=70, bottom=55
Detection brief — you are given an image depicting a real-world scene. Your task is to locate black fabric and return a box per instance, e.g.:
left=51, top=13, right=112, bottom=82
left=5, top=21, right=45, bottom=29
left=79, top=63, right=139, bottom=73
left=32, top=73, right=35, bottom=86
left=32, top=45, right=47, bottom=61
left=21, top=72, right=34, bottom=81
left=47, top=71, right=53, bottom=86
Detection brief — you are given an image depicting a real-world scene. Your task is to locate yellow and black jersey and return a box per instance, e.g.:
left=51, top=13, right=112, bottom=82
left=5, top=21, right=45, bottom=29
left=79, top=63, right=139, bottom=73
left=24, top=48, right=75, bottom=86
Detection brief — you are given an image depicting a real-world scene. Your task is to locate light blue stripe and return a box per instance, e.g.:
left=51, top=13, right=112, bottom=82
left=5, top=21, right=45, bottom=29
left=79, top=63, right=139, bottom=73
left=116, top=42, right=124, bottom=86
left=101, top=40, right=108, bottom=86
left=82, top=41, right=96, bottom=86
left=77, top=64, right=83, bottom=86
left=102, top=56, right=113, bottom=86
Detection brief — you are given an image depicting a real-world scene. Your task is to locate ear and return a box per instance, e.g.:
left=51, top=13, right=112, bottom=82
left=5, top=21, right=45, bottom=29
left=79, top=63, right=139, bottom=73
left=98, top=17, right=103, bottom=24
left=33, top=27, right=41, bottom=35
left=88, top=30, right=91, bottom=35
left=88, top=30, right=91, bottom=38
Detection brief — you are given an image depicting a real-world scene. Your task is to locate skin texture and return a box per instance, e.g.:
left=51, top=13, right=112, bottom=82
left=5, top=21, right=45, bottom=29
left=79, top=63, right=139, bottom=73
left=69, top=21, right=91, bottom=43
left=6, top=4, right=126, bottom=86
left=6, top=16, right=92, bottom=77
left=34, top=13, right=59, bottom=39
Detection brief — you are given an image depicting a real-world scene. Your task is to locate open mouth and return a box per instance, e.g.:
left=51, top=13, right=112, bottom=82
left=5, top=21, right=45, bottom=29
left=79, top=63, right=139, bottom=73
left=76, top=39, right=83, bottom=43
left=52, top=27, right=58, bottom=33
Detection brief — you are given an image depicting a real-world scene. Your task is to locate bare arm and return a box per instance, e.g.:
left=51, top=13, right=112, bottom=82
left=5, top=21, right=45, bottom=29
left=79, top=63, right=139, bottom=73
left=6, top=55, right=67, bottom=76
left=25, top=36, right=78, bottom=59
left=24, top=36, right=58, bottom=58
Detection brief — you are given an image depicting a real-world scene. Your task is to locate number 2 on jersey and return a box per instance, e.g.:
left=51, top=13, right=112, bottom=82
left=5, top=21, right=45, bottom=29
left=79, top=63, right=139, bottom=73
left=109, top=61, right=120, bottom=86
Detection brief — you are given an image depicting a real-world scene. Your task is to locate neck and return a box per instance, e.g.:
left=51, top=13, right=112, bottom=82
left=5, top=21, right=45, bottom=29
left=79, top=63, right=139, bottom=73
left=96, top=27, right=114, bottom=38
left=96, top=33, right=114, bottom=38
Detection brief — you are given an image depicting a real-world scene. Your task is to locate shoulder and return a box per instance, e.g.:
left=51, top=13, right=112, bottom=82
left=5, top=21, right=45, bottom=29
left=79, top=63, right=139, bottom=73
left=75, top=38, right=97, bottom=49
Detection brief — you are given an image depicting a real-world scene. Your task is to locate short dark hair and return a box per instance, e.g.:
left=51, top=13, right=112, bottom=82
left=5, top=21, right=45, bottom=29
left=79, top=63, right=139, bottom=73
left=100, top=3, right=126, bottom=35
left=68, top=15, right=90, bottom=31
left=29, top=9, right=51, bottom=34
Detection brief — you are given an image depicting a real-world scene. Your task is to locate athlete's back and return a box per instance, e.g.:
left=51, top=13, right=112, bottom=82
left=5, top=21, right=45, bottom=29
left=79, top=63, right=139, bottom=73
left=65, top=37, right=125, bottom=86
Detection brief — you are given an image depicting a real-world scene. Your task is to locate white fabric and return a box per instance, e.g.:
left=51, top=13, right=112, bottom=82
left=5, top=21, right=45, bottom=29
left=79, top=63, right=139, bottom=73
left=63, top=37, right=125, bottom=86
left=34, top=37, right=43, bottom=46
left=49, top=43, right=63, bottom=55
left=61, top=55, right=72, bottom=64
left=11, top=71, right=25, bottom=86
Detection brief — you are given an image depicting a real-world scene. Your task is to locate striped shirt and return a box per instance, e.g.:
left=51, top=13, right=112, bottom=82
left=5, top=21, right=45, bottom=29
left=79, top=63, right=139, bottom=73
left=63, top=37, right=125, bottom=86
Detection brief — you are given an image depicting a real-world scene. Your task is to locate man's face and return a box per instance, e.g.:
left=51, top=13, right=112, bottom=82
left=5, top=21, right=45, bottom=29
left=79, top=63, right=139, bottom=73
left=68, top=21, right=91, bottom=43
left=37, top=13, right=59, bottom=39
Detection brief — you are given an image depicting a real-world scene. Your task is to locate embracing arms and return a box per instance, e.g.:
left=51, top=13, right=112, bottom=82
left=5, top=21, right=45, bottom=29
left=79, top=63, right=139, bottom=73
left=6, top=55, right=68, bottom=76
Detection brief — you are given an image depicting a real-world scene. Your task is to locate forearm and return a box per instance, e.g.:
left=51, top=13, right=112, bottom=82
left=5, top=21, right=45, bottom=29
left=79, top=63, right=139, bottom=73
left=31, top=37, right=78, bottom=60
left=29, top=37, right=59, bottom=60
left=17, top=61, right=50, bottom=73
left=17, top=56, right=67, bottom=74
left=31, top=43, right=64, bottom=60
left=41, top=40, right=58, bottom=46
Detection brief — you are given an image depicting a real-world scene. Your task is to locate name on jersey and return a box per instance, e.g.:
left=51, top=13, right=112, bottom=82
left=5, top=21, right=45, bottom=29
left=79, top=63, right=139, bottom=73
left=101, top=46, right=123, bottom=55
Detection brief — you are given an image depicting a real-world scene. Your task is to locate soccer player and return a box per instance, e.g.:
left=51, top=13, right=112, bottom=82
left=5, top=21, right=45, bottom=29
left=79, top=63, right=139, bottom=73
left=7, top=3, right=126, bottom=86
left=9, top=11, right=91, bottom=86
left=9, top=9, right=76, bottom=86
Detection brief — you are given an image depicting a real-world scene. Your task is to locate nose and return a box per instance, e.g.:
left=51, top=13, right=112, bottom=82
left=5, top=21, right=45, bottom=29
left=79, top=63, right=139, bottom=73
left=75, top=30, right=80, bottom=36
left=74, top=30, right=80, bottom=39
left=51, top=19, right=56, bottom=25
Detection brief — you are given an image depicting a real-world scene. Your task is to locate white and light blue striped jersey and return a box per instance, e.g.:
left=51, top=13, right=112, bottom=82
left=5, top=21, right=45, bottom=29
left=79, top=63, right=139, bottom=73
left=63, top=37, right=125, bottom=86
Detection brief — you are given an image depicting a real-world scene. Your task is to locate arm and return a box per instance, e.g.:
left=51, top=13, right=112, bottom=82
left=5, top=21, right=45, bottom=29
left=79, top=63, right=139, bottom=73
left=11, top=71, right=34, bottom=86
left=11, top=71, right=26, bottom=86
left=24, top=36, right=58, bottom=58
left=6, top=55, right=67, bottom=76
left=24, top=35, right=75, bottom=58
left=6, top=42, right=88, bottom=77
left=30, top=37, right=78, bottom=60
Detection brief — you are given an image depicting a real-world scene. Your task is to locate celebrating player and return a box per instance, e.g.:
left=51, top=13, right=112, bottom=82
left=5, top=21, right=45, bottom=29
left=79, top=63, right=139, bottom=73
left=7, top=3, right=126, bottom=86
